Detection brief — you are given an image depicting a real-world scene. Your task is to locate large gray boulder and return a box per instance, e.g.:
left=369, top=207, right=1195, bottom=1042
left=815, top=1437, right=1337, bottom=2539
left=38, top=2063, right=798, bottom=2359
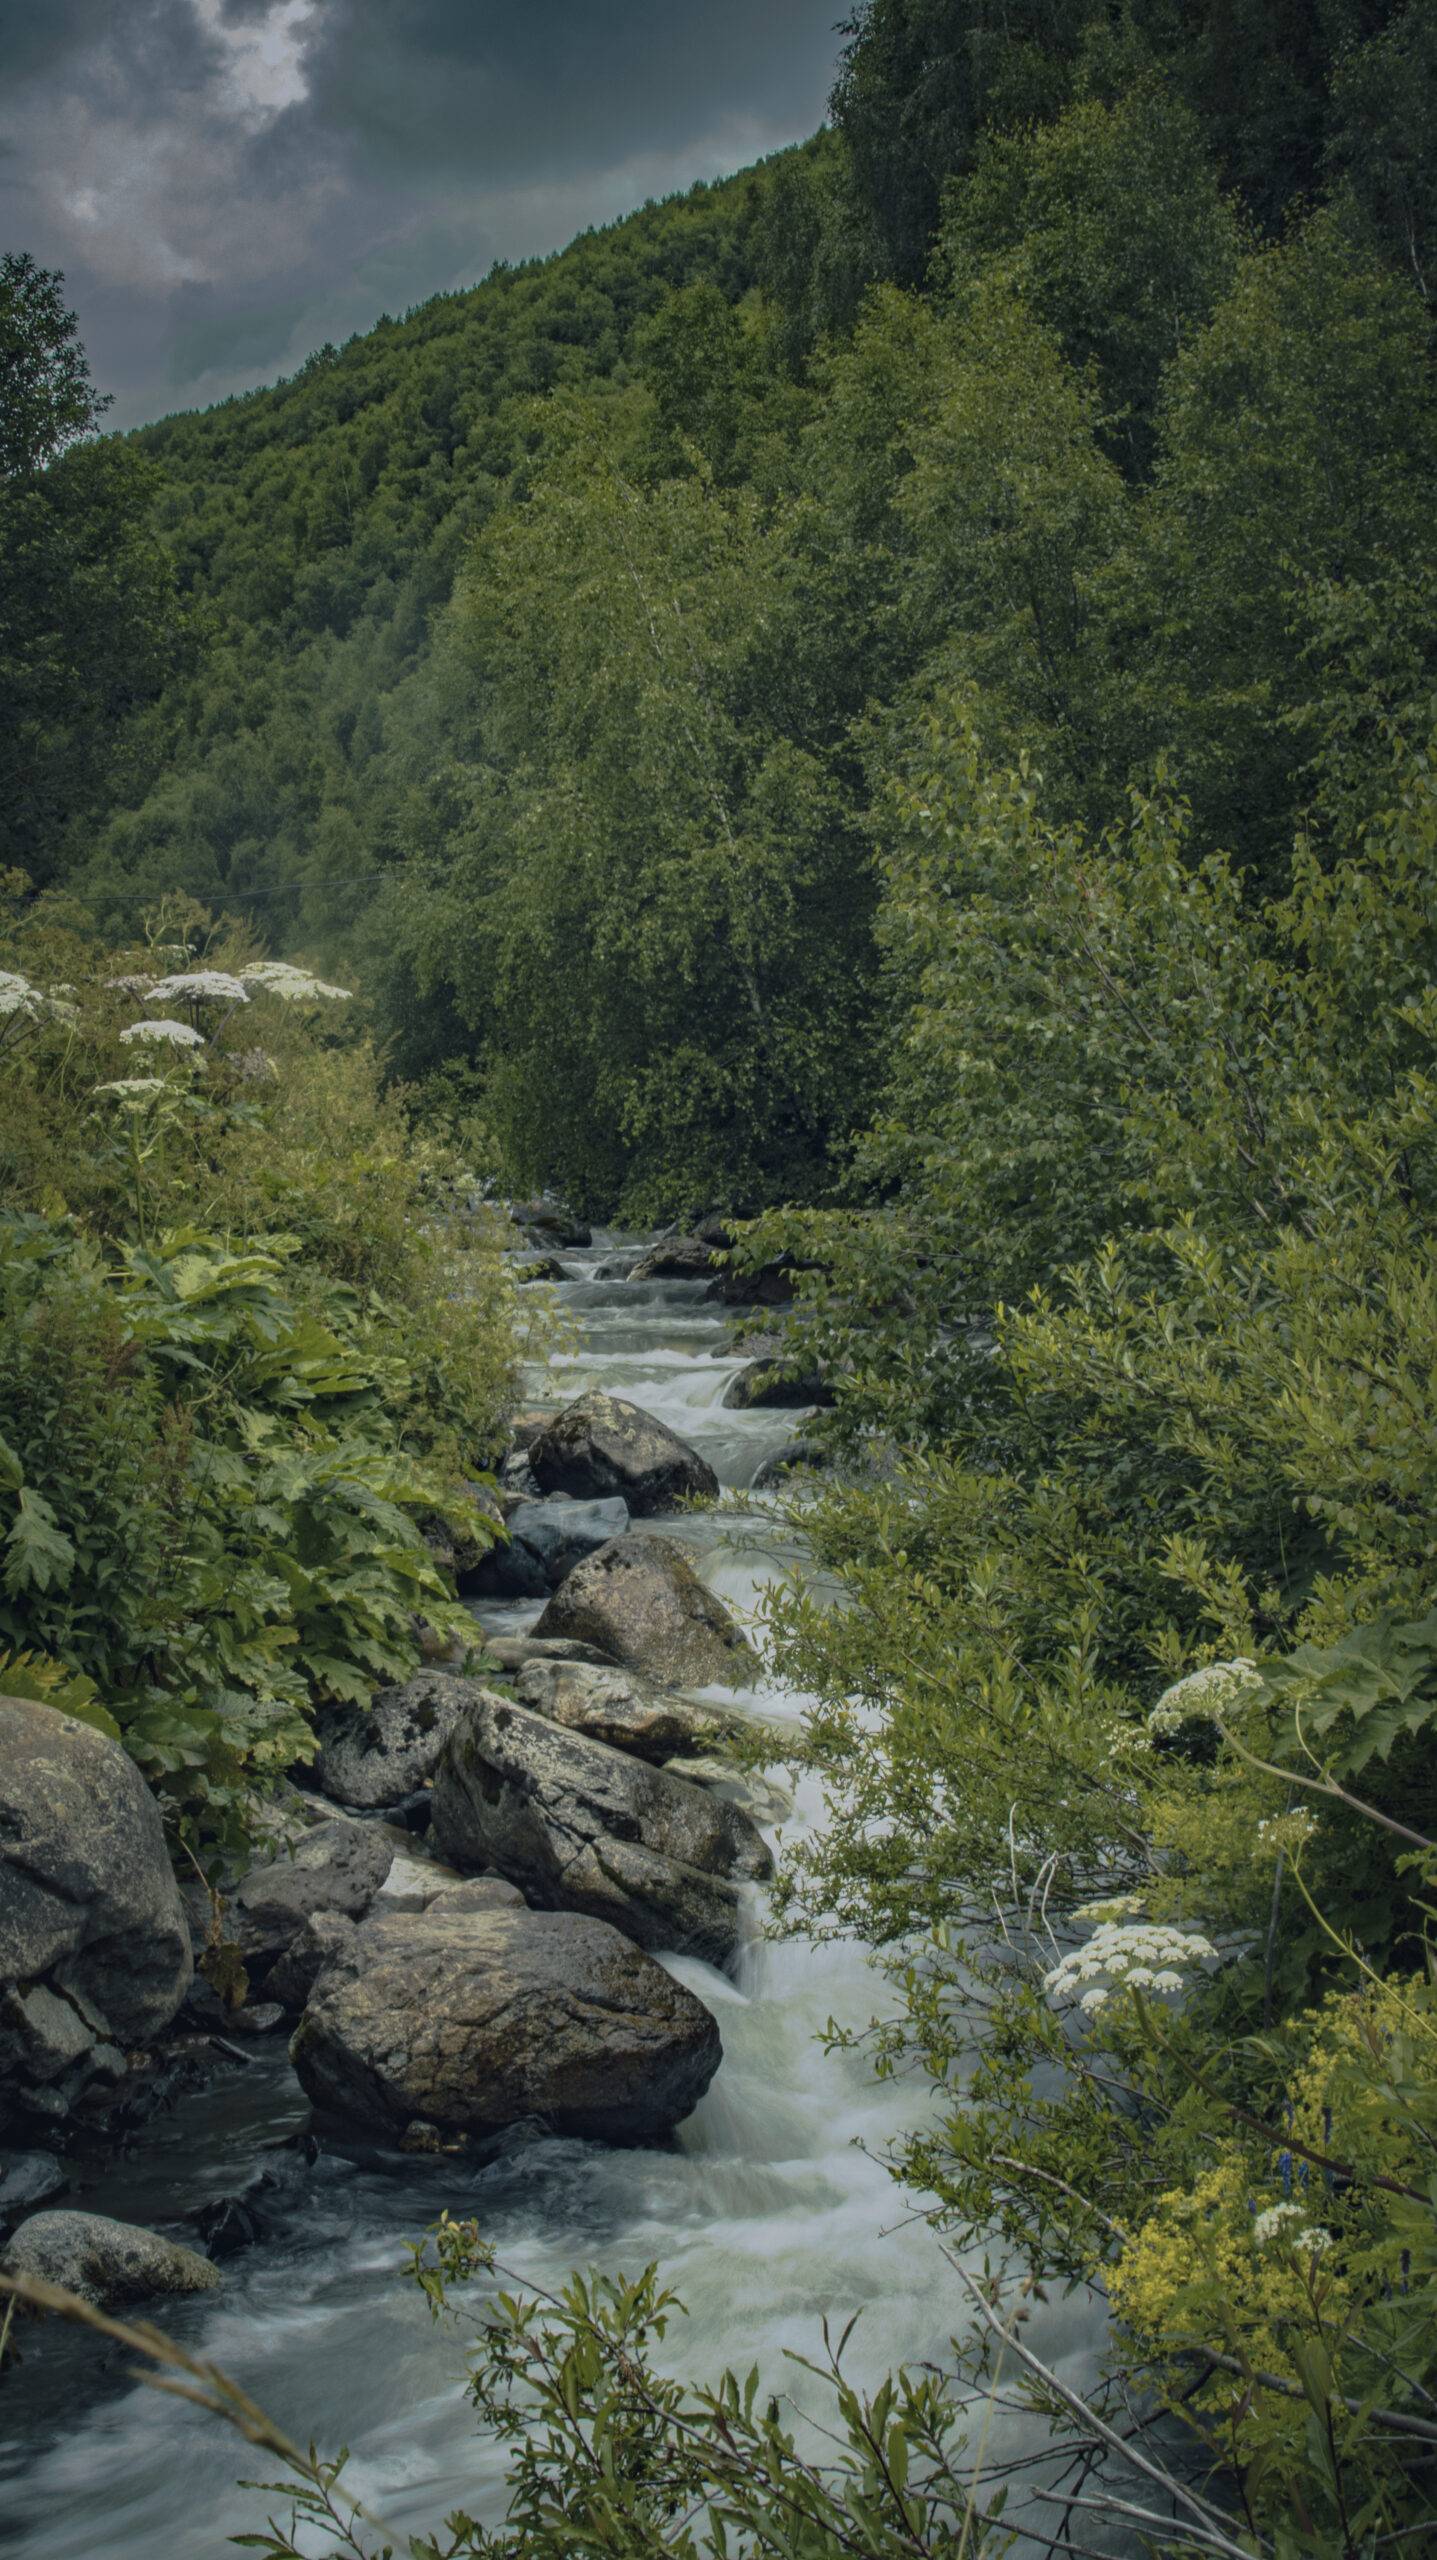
left=290, top=1897, right=721, bottom=2143
left=0, top=1697, right=193, bottom=2127
left=529, top=1393, right=718, bottom=1516
left=314, top=1672, right=474, bottom=1810
left=507, top=1495, right=631, bottom=1586
left=431, top=1692, right=770, bottom=1964
left=2, top=2209, right=220, bottom=2309
left=513, top=1658, right=735, bottom=1764
left=230, top=1816, right=394, bottom=1975
left=535, top=1535, right=756, bottom=1687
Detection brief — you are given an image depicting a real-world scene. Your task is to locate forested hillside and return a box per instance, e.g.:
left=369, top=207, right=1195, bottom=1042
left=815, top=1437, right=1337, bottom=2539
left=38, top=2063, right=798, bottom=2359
left=11, top=0, right=1433, bottom=1217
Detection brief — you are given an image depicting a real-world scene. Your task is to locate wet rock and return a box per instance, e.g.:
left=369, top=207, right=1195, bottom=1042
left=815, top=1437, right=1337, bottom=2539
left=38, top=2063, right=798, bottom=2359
left=505, top=1495, right=630, bottom=1587
left=751, top=1439, right=832, bottom=1490
left=0, top=2151, right=66, bottom=2232
left=290, top=1899, right=721, bottom=2144
left=706, top=1258, right=798, bottom=1309
left=723, top=1358, right=833, bottom=1411
left=225, top=2001, right=285, bottom=2036
left=515, top=1203, right=592, bottom=1249
left=535, top=1535, right=756, bottom=1688
left=664, top=1756, right=794, bottom=1828
left=465, top=1528, right=550, bottom=1599
left=430, top=1691, right=770, bottom=1964
left=2, top=2209, right=221, bottom=2309
left=315, top=1672, right=475, bottom=1811
left=0, top=1696, right=193, bottom=2129
left=513, top=1659, right=734, bottom=1763
left=529, top=1392, right=718, bottom=1517
left=627, top=1237, right=719, bottom=1283
left=231, top=1817, right=394, bottom=1976
left=516, top=1255, right=568, bottom=1283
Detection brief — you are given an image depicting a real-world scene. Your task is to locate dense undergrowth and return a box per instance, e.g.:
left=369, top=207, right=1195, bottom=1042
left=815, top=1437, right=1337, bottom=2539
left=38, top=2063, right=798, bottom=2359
left=0, top=888, right=516, bottom=1855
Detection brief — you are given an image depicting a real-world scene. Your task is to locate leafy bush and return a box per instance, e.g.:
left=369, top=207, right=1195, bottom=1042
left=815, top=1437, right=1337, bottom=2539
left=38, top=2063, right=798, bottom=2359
left=0, top=908, right=516, bottom=1852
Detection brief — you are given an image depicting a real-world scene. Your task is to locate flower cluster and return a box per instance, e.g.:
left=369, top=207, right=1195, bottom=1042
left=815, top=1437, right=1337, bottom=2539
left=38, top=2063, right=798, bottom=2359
left=1045, top=1919, right=1219, bottom=2014
left=144, top=970, right=250, bottom=1006
left=1253, top=1808, right=1319, bottom=1861
left=239, top=960, right=352, bottom=1001
left=120, top=1018, right=205, bottom=1048
left=94, top=1076, right=169, bottom=1102
left=1252, top=2201, right=1332, bottom=2254
left=1148, top=1657, right=1263, bottom=1736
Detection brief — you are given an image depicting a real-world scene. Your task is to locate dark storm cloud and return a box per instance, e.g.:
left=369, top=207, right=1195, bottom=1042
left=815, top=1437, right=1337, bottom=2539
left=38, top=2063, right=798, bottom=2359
left=0, top=0, right=843, bottom=427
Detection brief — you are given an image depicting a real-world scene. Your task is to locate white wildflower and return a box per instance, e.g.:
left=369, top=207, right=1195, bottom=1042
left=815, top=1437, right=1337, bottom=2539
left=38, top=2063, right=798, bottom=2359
left=1045, top=1919, right=1219, bottom=2007
left=1149, top=1658, right=1263, bottom=1736
left=94, top=1076, right=167, bottom=1100
left=1079, top=1988, right=1110, bottom=2014
left=105, top=973, right=155, bottom=996
left=239, top=959, right=352, bottom=1001
left=1252, top=2202, right=1306, bottom=2243
left=120, top=1018, right=205, bottom=1048
left=1072, top=1894, right=1147, bottom=1922
left=0, top=970, right=42, bottom=1018
left=144, top=970, right=249, bottom=1005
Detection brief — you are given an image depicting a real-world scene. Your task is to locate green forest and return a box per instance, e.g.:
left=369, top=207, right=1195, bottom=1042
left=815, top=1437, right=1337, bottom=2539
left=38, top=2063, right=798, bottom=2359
left=5, top=2, right=1437, bottom=2554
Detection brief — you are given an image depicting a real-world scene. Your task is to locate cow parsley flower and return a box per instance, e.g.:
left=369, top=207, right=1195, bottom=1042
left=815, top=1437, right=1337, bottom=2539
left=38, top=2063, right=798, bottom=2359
left=94, top=1076, right=168, bottom=1101
left=1149, top=1658, right=1263, bottom=1736
left=144, top=970, right=249, bottom=1006
left=1045, top=1920, right=1218, bottom=2009
left=120, top=1018, right=205, bottom=1048
left=1252, top=2202, right=1331, bottom=2254
left=239, top=959, right=352, bottom=1001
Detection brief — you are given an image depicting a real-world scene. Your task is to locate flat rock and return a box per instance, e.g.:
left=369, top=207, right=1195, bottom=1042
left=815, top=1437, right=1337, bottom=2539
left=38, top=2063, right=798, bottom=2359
left=535, top=1535, right=756, bottom=1688
left=528, top=1392, right=718, bottom=1517
left=290, top=1900, right=721, bottom=2143
left=431, top=1691, right=770, bottom=1964
left=0, top=1696, right=193, bottom=2128
left=2, top=2209, right=220, bottom=2309
left=314, top=1672, right=475, bottom=1810
left=514, top=1659, right=734, bottom=1763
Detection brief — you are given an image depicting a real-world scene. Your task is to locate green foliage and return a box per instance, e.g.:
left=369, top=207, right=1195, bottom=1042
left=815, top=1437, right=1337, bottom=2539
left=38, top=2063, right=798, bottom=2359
left=0, top=923, right=514, bottom=1852
left=236, top=2219, right=1001, bottom=2559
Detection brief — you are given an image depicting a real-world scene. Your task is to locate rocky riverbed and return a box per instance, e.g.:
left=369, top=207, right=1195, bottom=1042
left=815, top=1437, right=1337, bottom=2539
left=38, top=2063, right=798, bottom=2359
left=0, top=1231, right=1097, bottom=2556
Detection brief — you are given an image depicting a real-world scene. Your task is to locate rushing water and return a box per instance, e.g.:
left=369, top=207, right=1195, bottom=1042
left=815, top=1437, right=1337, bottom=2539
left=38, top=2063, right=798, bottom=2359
left=0, top=1239, right=1104, bottom=2557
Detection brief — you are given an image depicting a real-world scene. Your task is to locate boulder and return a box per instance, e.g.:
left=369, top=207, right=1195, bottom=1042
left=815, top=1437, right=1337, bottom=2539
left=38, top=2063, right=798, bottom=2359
left=315, top=1672, right=475, bottom=1810
left=516, top=1255, right=568, bottom=1283
left=706, top=1258, right=798, bottom=1309
left=505, top=1495, right=630, bottom=1587
left=513, top=1659, right=734, bottom=1763
left=515, top=1203, right=592, bottom=1249
left=535, top=1535, right=756, bottom=1688
left=264, top=1910, right=357, bottom=2013
left=627, top=1237, right=718, bottom=1283
left=465, top=1527, right=550, bottom=1600
left=431, top=1692, right=770, bottom=1964
left=0, top=1697, right=193, bottom=2127
left=290, top=1898, right=721, bottom=2144
left=2, top=2209, right=220, bottom=2309
left=664, top=1756, right=794, bottom=1829
left=0, top=2151, right=66, bottom=2232
left=751, top=1438, right=832, bottom=1490
left=230, top=1816, right=394, bottom=1976
left=529, top=1393, right=718, bottom=1517
left=723, top=1358, right=833, bottom=1411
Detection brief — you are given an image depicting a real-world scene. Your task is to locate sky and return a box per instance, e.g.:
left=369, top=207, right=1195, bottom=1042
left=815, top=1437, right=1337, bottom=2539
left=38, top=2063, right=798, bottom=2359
left=0, top=0, right=846, bottom=429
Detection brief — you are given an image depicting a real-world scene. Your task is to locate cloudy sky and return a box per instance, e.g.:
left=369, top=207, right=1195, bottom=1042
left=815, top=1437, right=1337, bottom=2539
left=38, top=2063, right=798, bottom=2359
left=1, top=1, right=844, bottom=428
